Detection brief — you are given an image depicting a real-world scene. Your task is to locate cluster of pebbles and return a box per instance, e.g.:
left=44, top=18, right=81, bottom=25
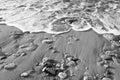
left=0, top=27, right=88, bottom=80
left=0, top=27, right=82, bottom=80
left=97, top=35, right=120, bottom=80
left=0, top=32, right=38, bottom=71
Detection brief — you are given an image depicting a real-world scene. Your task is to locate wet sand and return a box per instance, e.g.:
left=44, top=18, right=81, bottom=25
left=0, top=24, right=119, bottom=80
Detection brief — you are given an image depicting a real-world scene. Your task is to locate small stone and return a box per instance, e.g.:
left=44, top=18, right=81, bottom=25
left=100, top=53, right=110, bottom=59
left=73, top=37, right=79, bottom=41
left=19, top=42, right=38, bottom=51
left=48, top=46, right=54, bottom=50
left=20, top=52, right=27, bottom=56
left=60, top=63, right=65, bottom=70
left=56, top=63, right=61, bottom=68
left=0, top=56, right=7, bottom=60
left=10, top=31, right=23, bottom=39
left=97, top=61, right=103, bottom=66
left=111, top=41, right=120, bottom=47
left=67, top=56, right=73, bottom=61
left=75, top=38, right=79, bottom=41
left=83, top=76, right=89, bottom=80
left=103, top=34, right=114, bottom=41
left=105, top=51, right=115, bottom=57
left=67, top=61, right=76, bottom=67
left=67, top=41, right=72, bottom=45
left=58, top=72, right=67, bottom=79
left=42, top=67, right=46, bottom=72
left=39, top=57, right=48, bottom=66
left=25, top=43, right=38, bottom=51
left=4, top=62, right=17, bottom=70
left=20, top=72, right=29, bottom=77
left=103, top=64, right=109, bottom=68
left=0, top=64, right=4, bottom=70
left=42, top=39, right=54, bottom=44
left=19, top=43, right=29, bottom=49
left=20, top=70, right=34, bottom=77
left=112, top=57, right=120, bottom=65
left=12, top=53, right=20, bottom=57
left=4, top=52, right=12, bottom=56
left=51, top=48, right=59, bottom=54
left=102, top=77, right=112, bottom=80
left=42, top=57, right=48, bottom=63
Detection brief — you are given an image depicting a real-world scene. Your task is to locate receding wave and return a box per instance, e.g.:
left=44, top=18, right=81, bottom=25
left=0, top=0, right=120, bottom=35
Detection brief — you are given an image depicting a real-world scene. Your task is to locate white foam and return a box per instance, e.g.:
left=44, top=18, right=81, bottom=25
left=71, top=21, right=91, bottom=31
left=2, top=19, right=120, bottom=36
left=0, top=0, right=120, bottom=35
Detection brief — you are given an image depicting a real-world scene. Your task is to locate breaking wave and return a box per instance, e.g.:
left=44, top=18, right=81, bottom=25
left=0, top=0, right=120, bottom=35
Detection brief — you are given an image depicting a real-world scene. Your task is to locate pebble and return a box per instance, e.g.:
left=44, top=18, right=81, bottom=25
left=103, top=64, right=109, bottom=68
left=105, top=51, right=115, bottom=57
left=42, top=67, right=46, bottom=72
left=12, top=53, right=20, bottom=57
left=19, top=42, right=38, bottom=51
left=4, top=52, right=13, bottom=56
left=19, top=43, right=29, bottom=49
left=42, top=39, right=54, bottom=44
left=58, top=72, right=67, bottom=79
left=20, top=72, right=29, bottom=77
left=10, top=31, right=23, bottom=39
left=20, top=70, right=34, bottom=77
left=25, top=44, right=38, bottom=51
left=56, top=63, right=61, bottom=68
left=83, top=76, right=89, bottom=80
left=67, top=57, right=73, bottom=61
left=72, top=36, right=79, bottom=41
left=112, top=57, right=120, bottom=65
left=103, top=34, right=114, bottom=41
left=39, top=57, right=48, bottom=66
left=42, top=57, right=48, bottom=63
left=67, top=61, right=76, bottom=67
left=0, top=56, right=7, bottom=60
left=97, top=61, right=104, bottom=66
left=100, top=53, right=112, bottom=60
left=100, top=54, right=108, bottom=59
left=20, top=52, right=27, bottom=56
left=102, top=77, right=112, bottom=80
left=4, top=62, right=17, bottom=70
left=47, top=46, right=54, bottom=50
left=60, top=63, right=64, bottom=70
left=51, top=48, right=59, bottom=54
left=0, top=65, right=4, bottom=70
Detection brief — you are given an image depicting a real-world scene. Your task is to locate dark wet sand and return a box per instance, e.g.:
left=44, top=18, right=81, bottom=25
left=0, top=24, right=119, bottom=80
